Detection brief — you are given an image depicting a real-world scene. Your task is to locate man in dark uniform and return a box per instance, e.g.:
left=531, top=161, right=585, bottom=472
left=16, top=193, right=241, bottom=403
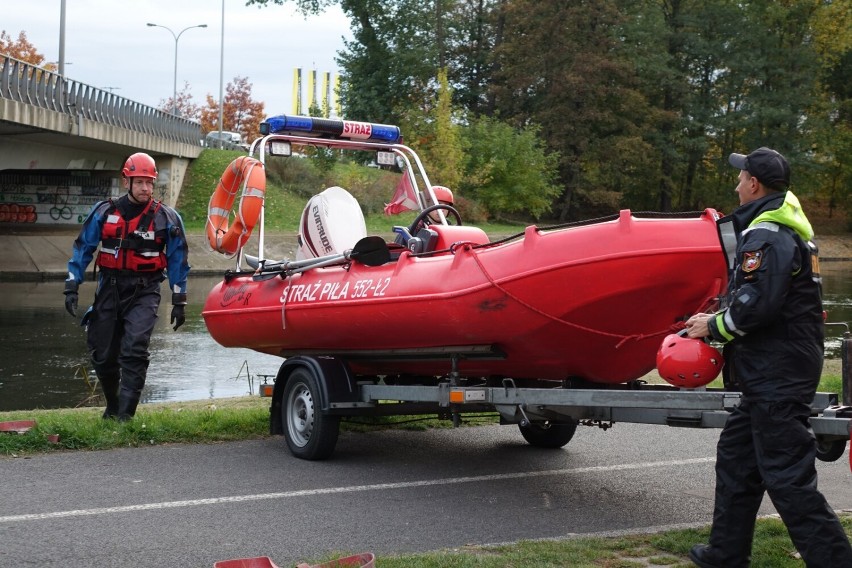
left=64, top=152, right=190, bottom=421
left=685, top=147, right=852, bottom=567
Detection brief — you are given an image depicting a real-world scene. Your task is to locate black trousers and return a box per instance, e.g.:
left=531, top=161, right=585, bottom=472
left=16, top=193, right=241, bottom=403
left=709, top=400, right=852, bottom=567
left=86, top=274, right=161, bottom=414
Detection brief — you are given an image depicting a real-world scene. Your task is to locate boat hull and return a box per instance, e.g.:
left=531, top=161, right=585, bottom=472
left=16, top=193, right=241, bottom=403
left=203, top=210, right=727, bottom=384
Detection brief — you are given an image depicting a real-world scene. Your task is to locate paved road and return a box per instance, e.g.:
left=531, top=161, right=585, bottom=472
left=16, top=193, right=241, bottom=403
left=1, top=423, right=850, bottom=567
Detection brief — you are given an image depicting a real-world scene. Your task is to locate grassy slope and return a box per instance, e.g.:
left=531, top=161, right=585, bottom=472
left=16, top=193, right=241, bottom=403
left=176, top=149, right=532, bottom=236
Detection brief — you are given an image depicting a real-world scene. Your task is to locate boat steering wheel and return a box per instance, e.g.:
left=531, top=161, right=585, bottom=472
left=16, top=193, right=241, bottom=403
left=407, top=204, right=462, bottom=236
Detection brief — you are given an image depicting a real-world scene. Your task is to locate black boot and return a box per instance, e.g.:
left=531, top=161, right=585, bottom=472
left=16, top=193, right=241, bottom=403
left=689, top=544, right=749, bottom=568
left=117, top=394, right=140, bottom=422
left=689, top=545, right=721, bottom=568
left=99, top=376, right=120, bottom=420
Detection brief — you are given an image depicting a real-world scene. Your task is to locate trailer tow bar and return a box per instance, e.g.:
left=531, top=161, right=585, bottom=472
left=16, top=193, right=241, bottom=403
left=499, top=378, right=531, bottom=426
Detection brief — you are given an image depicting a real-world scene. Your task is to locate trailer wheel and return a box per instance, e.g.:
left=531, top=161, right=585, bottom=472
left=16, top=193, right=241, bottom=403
left=282, top=367, right=340, bottom=460
left=519, top=420, right=578, bottom=449
left=815, top=437, right=846, bottom=463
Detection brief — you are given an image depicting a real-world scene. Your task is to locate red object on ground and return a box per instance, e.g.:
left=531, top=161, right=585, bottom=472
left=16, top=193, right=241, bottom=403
left=213, top=557, right=280, bottom=568
left=215, top=553, right=375, bottom=568
left=0, top=420, right=37, bottom=434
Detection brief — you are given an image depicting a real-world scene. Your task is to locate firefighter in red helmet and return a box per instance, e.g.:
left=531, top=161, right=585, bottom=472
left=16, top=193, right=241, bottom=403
left=64, top=152, right=190, bottom=421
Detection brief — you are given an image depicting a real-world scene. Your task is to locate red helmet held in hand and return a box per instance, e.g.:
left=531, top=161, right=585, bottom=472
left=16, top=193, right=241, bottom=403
left=122, top=152, right=158, bottom=179
left=656, top=333, right=724, bottom=388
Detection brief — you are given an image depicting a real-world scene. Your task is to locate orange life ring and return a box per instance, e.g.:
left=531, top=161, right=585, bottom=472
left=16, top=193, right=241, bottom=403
left=206, top=156, right=266, bottom=255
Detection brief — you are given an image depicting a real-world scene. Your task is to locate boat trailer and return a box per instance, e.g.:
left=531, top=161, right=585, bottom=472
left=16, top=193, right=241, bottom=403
left=263, top=328, right=852, bottom=466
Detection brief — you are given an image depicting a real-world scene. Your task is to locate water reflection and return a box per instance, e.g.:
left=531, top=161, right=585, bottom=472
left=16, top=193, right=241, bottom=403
left=0, top=276, right=282, bottom=412
left=822, top=262, right=852, bottom=356
left=1, top=266, right=850, bottom=412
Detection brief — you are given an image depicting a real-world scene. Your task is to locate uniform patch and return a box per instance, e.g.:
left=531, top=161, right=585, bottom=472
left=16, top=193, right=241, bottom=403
left=742, top=250, right=762, bottom=272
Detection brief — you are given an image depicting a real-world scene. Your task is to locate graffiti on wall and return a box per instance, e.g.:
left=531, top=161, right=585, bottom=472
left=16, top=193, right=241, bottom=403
left=0, top=203, right=37, bottom=223
left=0, top=172, right=119, bottom=225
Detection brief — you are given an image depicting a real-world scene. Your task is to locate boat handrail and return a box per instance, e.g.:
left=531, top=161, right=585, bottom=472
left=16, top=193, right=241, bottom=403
left=239, top=132, right=435, bottom=270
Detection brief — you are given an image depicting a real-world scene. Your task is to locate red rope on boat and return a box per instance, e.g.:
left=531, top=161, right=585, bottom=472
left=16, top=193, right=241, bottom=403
left=463, top=244, right=715, bottom=348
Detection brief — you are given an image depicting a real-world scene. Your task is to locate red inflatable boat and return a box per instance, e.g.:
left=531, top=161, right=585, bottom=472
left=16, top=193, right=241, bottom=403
left=203, top=117, right=728, bottom=385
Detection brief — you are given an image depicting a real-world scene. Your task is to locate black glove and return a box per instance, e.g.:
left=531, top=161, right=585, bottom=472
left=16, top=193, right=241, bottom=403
left=171, top=293, right=187, bottom=331
left=64, top=280, right=79, bottom=317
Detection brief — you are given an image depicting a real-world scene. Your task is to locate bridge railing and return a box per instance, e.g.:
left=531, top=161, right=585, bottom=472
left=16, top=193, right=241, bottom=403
left=0, top=55, right=203, bottom=146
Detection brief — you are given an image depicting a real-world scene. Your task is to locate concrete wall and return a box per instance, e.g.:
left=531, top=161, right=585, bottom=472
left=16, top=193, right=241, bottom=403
left=1, top=99, right=197, bottom=225
left=0, top=161, right=191, bottom=226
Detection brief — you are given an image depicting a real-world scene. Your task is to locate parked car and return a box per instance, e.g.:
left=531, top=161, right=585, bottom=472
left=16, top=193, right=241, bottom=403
left=205, top=131, right=244, bottom=149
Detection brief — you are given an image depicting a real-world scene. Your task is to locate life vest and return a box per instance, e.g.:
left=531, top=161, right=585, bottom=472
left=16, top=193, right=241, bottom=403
left=96, top=199, right=167, bottom=272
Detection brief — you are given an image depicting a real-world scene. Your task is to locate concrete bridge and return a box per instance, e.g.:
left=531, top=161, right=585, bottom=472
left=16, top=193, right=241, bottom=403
left=0, top=55, right=204, bottom=226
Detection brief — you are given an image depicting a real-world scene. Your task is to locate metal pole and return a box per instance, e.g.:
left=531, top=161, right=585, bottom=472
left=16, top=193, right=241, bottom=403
left=218, top=0, right=225, bottom=144
left=172, top=33, right=178, bottom=114
left=58, top=0, right=66, bottom=76
left=146, top=23, right=207, bottom=115
left=843, top=331, right=851, bottom=406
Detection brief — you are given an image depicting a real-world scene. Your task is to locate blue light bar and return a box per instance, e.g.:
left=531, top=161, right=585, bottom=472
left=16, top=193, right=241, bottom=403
left=260, top=115, right=401, bottom=143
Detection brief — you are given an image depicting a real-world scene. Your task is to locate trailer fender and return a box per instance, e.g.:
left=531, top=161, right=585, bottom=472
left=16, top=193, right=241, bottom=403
left=270, top=356, right=356, bottom=435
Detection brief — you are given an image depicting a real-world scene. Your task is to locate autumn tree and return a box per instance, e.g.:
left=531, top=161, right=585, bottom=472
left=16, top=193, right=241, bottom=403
left=0, top=30, right=47, bottom=65
left=199, top=76, right=265, bottom=143
left=159, top=81, right=201, bottom=120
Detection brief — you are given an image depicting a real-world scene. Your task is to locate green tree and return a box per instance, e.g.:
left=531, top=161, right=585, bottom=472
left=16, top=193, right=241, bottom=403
left=307, top=102, right=338, bottom=172
left=805, top=2, right=852, bottom=223
left=489, top=0, right=650, bottom=220
left=620, top=0, right=744, bottom=211
left=425, top=68, right=465, bottom=190
left=336, top=0, right=438, bottom=123
left=461, top=115, right=560, bottom=219
left=240, top=0, right=852, bottom=227
left=443, top=0, right=500, bottom=115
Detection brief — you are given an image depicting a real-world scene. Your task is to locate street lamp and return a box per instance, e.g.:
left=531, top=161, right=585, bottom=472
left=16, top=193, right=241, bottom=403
left=146, top=22, right=207, bottom=115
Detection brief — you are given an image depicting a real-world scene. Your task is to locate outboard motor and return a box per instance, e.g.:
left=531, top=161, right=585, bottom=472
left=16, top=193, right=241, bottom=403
left=296, top=186, right=367, bottom=261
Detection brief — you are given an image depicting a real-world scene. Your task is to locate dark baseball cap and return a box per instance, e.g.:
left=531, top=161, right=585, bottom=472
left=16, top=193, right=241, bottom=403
left=728, top=147, right=790, bottom=191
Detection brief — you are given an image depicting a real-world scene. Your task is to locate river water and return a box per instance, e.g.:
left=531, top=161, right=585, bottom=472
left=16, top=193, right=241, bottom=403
left=1, top=265, right=850, bottom=412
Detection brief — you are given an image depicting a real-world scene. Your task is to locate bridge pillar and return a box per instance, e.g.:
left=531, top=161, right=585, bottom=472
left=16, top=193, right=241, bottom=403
left=156, top=156, right=191, bottom=207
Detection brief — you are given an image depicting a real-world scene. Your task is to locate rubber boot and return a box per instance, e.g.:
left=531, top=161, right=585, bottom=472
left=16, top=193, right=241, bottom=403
left=99, top=375, right=120, bottom=419
left=117, top=394, right=140, bottom=422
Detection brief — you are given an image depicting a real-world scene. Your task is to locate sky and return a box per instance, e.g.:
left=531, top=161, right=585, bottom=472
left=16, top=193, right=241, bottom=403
left=3, top=0, right=352, bottom=117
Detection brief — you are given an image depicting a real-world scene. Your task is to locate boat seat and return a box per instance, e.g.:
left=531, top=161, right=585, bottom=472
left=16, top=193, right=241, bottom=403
left=430, top=224, right=489, bottom=250
left=403, top=225, right=489, bottom=254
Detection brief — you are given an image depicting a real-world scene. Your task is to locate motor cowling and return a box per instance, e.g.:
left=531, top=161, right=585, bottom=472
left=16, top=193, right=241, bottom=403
left=656, top=333, right=724, bottom=388
left=295, top=186, right=367, bottom=261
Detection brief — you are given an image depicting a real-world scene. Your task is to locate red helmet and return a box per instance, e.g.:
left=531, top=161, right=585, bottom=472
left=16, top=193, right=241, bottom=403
left=656, top=333, right=724, bottom=388
left=431, top=185, right=454, bottom=205
left=122, top=153, right=158, bottom=179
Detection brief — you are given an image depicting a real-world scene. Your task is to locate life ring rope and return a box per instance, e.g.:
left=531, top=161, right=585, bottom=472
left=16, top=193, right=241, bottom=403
left=206, top=156, right=266, bottom=256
